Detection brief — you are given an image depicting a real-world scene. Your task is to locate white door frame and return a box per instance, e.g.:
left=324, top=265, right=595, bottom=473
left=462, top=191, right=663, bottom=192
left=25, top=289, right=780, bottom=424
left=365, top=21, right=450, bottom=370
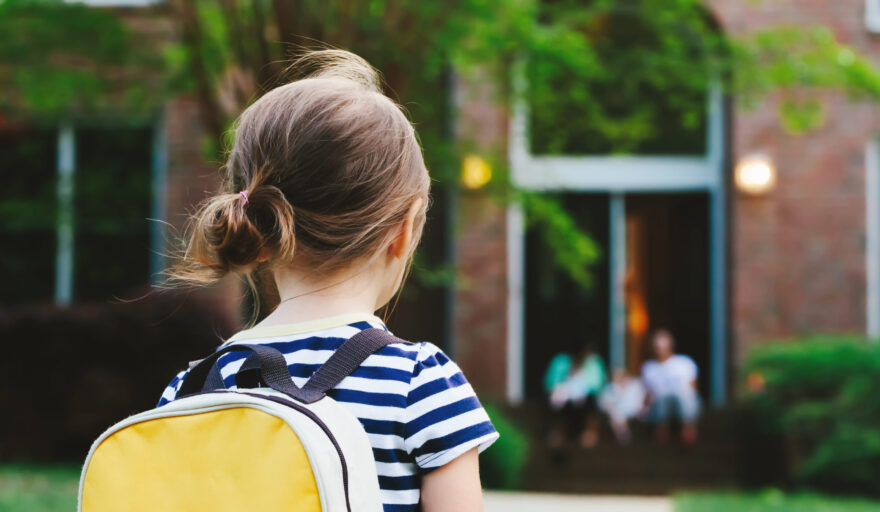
left=867, top=139, right=880, bottom=339
left=506, top=80, right=728, bottom=405
left=150, top=115, right=169, bottom=282
left=55, top=123, right=76, bottom=306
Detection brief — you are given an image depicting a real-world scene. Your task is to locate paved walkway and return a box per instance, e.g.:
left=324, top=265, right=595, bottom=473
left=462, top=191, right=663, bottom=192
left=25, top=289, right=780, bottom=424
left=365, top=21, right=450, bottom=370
left=484, top=491, right=673, bottom=512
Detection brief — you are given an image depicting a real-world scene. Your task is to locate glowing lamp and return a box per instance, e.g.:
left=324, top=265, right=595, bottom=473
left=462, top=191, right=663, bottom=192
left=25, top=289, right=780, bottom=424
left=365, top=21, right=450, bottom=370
left=735, top=153, right=776, bottom=195
left=461, top=154, right=492, bottom=190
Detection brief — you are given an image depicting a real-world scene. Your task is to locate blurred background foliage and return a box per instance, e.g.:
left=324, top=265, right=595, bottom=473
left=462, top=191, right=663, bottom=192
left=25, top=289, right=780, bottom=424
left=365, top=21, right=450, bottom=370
left=0, top=0, right=165, bottom=120
left=3, top=0, right=880, bottom=290
left=0, top=289, right=237, bottom=461
left=479, top=403, right=530, bottom=490
left=742, top=337, right=880, bottom=496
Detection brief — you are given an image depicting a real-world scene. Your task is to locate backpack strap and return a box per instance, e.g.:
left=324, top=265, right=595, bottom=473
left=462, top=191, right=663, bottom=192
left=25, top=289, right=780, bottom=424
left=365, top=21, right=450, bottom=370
left=298, top=327, right=409, bottom=404
left=178, top=343, right=302, bottom=399
left=178, top=328, right=407, bottom=405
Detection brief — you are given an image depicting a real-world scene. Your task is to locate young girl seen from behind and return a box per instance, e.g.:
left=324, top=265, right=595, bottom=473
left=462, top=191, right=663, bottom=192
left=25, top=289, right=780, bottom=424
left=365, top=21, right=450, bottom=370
left=160, top=50, right=498, bottom=511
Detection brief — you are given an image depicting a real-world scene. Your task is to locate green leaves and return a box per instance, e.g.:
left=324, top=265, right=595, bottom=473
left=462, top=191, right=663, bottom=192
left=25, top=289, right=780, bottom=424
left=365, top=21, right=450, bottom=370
left=778, top=98, right=826, bottom=135
left=743, top=337, right=880, bottom=493
left=521, top=192, right=601, bottom=289
left=0, top=0, right=164, bottom=120
left=480, top=403, right=530, bottom=489
left=732, top=25, right=880, bottom=132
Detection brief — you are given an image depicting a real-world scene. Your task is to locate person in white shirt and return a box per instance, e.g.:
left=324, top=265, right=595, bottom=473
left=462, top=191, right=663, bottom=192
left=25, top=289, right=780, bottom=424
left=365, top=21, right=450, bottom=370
left=641, top=329, right=701, bottom=445
left=598, top=368, right=646, bottom=445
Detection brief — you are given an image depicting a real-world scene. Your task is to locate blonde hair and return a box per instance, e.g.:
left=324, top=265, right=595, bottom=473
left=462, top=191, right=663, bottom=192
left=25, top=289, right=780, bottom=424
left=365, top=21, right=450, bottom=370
left=169, top=50, right=431, bottom=318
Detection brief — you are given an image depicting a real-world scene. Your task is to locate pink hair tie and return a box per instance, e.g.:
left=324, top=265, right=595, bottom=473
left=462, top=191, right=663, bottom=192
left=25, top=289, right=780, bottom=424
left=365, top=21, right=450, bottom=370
left=239, top=190, right=249, bottom=205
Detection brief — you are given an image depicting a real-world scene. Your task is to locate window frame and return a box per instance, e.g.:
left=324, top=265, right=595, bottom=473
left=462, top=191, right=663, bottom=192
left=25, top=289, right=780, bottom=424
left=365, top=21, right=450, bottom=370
left=867, top=0, right=880, bottom=33
left=52, top=120, right=166, bottom=305
left=63, top=0, right=160, bottom=7
left=866, top=138, right=880, bottom=338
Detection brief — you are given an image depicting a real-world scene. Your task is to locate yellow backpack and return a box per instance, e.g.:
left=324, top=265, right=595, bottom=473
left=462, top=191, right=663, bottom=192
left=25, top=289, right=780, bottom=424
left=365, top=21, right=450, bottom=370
left=78, top=328, right=402, bottom=512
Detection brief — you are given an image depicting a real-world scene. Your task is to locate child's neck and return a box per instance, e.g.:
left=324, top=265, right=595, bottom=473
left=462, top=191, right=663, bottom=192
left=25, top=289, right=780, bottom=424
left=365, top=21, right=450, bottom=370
left=256, top=265, right=385, bottom=328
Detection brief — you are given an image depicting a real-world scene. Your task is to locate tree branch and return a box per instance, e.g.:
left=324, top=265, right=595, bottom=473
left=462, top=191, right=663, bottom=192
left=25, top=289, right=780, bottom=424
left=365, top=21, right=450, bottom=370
left=173, top=0, right=224, bottom=143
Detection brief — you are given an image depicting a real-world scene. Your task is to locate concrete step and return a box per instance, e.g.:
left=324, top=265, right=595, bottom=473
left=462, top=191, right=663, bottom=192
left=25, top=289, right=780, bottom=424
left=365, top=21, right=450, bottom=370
left=498, top=402, right=742, bottom=494
left=522, top=442, right=739, bottom=494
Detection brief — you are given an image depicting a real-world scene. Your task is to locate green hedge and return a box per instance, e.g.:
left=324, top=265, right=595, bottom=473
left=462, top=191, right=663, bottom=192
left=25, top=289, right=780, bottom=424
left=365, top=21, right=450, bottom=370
left=0, top=289, right=238, bottom=461
left=675, top=489, right=880, bottom=512
left=479, top=403, right=529, bottom=490
left=742, top=336, right=880, bottom=495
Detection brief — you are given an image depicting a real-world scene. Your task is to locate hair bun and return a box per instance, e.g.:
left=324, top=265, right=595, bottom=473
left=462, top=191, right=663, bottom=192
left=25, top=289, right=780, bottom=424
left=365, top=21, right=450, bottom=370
left=285, top=49, right=382, bottom=93
left=169, top=184, right=292, bottom=282
left=199, top=192, right=267, bottom=274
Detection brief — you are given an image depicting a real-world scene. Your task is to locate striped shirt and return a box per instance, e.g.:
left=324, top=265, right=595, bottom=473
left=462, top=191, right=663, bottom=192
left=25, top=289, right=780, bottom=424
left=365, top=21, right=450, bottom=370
left=158, top=313, right=499, bottom=512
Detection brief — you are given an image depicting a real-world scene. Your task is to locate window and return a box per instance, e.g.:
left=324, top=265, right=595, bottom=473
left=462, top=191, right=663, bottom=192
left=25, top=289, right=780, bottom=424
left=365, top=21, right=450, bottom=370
left=0, top=122, right=156, bottom=307
left=74, top=127, right=153, bottom=302
left=867, top=0, right=880, bottom=33
left=526, top=3, right=710, bottom=156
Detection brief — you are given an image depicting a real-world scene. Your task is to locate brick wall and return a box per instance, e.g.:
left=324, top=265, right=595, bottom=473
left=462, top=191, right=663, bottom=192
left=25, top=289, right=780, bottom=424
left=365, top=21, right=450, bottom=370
left=162, top=96, right=244, bottom=328
left=451, top=71, right=510, bottom=399
left=709, top=0, right=880, bottom=357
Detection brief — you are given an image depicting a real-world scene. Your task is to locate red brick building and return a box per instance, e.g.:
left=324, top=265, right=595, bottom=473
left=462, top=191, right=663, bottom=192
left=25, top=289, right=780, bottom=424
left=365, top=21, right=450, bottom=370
left=451, top=0, right=880, bottom=405
left=5, top=0, right=880, bottom=407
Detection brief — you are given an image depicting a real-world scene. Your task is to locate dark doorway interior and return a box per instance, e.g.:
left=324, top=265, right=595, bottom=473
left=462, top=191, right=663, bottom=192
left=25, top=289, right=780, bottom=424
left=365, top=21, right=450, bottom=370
left=75, top=126, right=153, bottom=303
left=524, top=192, right=711, bottom=399
left=524, top=193, right=610, bottom=399
left=625, top=193, right=710, bottom=396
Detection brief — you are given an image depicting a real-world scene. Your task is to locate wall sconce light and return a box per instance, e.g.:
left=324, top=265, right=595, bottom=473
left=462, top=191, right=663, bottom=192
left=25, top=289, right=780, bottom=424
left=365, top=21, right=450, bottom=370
left=735, top=153, right=776, bottom=195
left=461, top=154, right=492, bottom=190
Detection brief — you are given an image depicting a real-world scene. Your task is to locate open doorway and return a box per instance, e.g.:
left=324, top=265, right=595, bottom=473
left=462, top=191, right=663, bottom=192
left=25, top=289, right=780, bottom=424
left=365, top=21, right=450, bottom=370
left=625, top=193, right=710, bottom=396
left=524, top=193, right=609, bottom=399
left=523, top=192, right=711, bottom=399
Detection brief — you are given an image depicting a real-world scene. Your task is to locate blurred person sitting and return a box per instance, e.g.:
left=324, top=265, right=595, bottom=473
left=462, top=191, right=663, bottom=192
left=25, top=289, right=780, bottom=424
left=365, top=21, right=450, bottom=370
left=544, top=345, right=606, bottom=449
left=598, top=368, right=646, bottom=445
left=641, top=329, right=700, bottom=445
left=543, top=351, right=573, bottom=450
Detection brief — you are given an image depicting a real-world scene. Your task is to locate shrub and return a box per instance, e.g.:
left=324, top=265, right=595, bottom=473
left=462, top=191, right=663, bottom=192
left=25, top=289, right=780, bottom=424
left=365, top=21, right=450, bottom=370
left=741, top=336, right=880, bottom=496
left=0, top=288, right=239, bottom=461
left=479, top=402, right=530, bottom=490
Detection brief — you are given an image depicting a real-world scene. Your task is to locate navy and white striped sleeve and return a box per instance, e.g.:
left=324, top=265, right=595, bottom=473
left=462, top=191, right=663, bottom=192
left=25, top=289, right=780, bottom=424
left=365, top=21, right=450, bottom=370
left=402, top=342, right=499, bottom=471
left=156, top=369, right=187, bottom=407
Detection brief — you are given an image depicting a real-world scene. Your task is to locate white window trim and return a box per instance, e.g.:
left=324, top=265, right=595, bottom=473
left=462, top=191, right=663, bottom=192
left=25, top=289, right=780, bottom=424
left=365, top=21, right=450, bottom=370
left=64, top=0, right=159, bottom=6
left=867, top=0, right=880, bottom=33
left=509, top=60, right=722, bottom=193
left=506, top=204, right=525, bottom=404
left=867, top=139, right=880, bottom=338
left=55, top=123, right=76, bottom=306
left=150, top=117, right=169, bottom=283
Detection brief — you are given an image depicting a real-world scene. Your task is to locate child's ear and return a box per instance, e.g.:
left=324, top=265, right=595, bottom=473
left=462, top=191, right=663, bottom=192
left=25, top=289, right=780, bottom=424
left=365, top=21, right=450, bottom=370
left=388, top=198, right=423, bottom=260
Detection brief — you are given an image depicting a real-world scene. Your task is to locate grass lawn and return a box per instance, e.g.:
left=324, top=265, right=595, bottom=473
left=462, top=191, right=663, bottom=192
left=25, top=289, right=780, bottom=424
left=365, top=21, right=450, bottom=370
left=3, top=464, right=880, bottom=512
left=676, top=490, right=880, bottom=512
left=0, top=464, right=80, bottom=512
